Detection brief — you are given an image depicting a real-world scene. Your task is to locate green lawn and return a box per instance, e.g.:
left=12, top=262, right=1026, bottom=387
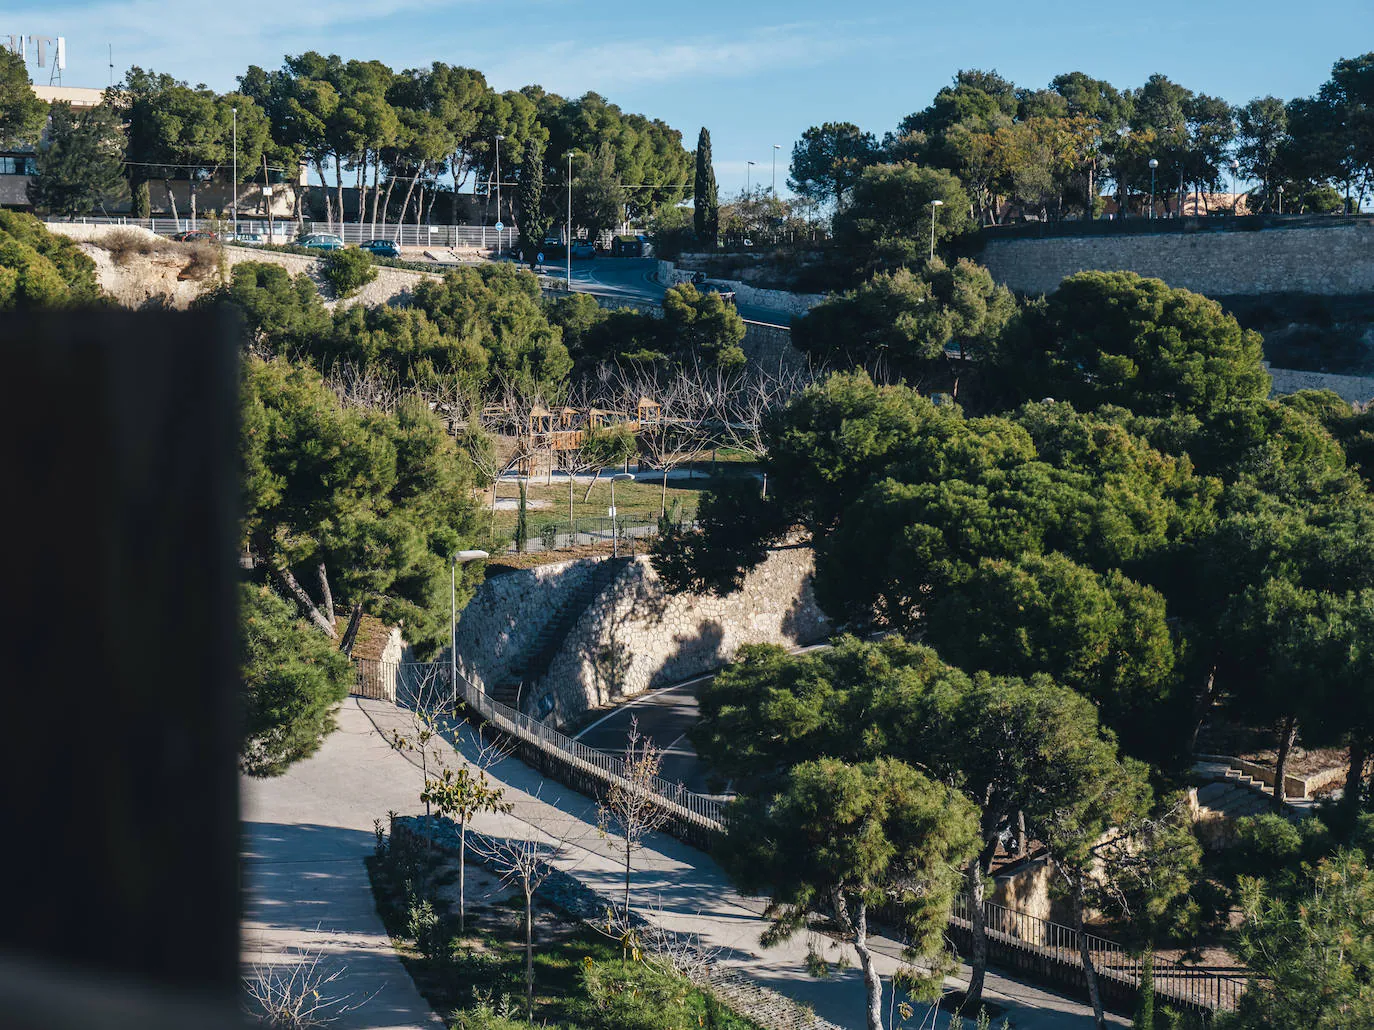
left=482, top=462, right=758, bottom=544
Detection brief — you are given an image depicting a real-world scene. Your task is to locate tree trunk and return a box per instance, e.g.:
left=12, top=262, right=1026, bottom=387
left=396, top=173, right=419, bottom=244
left=380, top=172, right=397, bottom=237
left=660, top=471, right=669, bottom=518
left=1272, top=713, right=1297, bottom=813
left=1189, top=665, right=1218, bottom=753
left=853, top=899, right=884, bottom=1030
left=582, top=471, right=598, bottom=503
left=1017, top=810, right=1027, bottom=857
left=624, top=838, right=632, bottom=920
left=164, top=180, right=180, bottom=224
left=338, top=603, right=365, bottom=656
left=458, top=819, right=468, bottom=935
left=569, top=472, right=575, bottom=530
left=524, top=888, right=534, bottom=1020
left=274, top=565, right=336, bottom=636
left=1346, top=735, right=1368, bottom=818
left=334, top=157, right=344, bottom=235
left=965, top=855, right=988, bottom=1010
left=1073, top=878, right=1106, bottom=1029
left=316, top=562, right=335, bottom=627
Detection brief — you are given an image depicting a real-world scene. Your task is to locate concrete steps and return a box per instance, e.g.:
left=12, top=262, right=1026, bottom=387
left=490, top=556, right=630, bottom=710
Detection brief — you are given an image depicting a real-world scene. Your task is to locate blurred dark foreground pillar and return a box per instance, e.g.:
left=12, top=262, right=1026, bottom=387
left=0, top=308, right=243, bottom=1027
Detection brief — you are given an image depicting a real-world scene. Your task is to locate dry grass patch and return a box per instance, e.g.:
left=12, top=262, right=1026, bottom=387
left=93, top=228, right=223, bottom=282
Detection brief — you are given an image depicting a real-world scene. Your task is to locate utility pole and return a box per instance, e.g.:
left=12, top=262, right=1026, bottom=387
left=772, top=144, right=780, bottom=200
left=231, top=106, right=238, bottom=240
left=929, top=199, right=944, bottom=262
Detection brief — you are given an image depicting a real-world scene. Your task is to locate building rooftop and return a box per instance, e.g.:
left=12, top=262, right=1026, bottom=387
left=32, top=84, right=105, bottom=109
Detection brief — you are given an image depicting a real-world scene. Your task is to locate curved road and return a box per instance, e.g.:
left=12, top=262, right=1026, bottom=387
left=541, top=257, right=795, bottom=327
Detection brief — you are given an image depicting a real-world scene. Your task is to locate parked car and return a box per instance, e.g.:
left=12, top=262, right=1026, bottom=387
left=569, top=239, right=596, bottom=259
left=697, top=280, right=737, bottom=306
left=170, top=229, right=219, bottom=243
left=298, top=233, right=345, bottom=251
left=359, top=239, right=400, bottom=259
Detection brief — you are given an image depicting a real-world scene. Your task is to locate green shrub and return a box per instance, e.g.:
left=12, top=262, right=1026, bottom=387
left=321, top=246, right=377, bottom=298
left=1233, top=813, right=1303, bottom=876
left=539, top=522, right=559, bottom=550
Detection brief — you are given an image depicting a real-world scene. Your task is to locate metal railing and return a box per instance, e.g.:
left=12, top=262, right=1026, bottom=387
left=357, top=658, right=724, bottom=828
left=44, top=215, right=517, bottom=250
left=950, top=895, right=1248, bottom=1013
left=352, top=655, right=1249, bottom=1014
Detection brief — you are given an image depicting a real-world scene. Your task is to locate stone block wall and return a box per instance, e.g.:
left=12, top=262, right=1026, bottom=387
left=980, top=223, right=1374, bottom=298
left=656, top=259, right=828, bottom=317
left=452, top=559, right=601, bottom=695
left=532, top=544, right=829, bottom=724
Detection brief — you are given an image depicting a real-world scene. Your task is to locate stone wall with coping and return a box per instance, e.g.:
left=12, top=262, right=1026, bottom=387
left=1266, top=364, right=1374, bottom=406
left=532, top=544, right=829, bottom=724
left=980, top=222, right=1374, bottom=297
left=656, top=259, right=827, bottom=317
left=453, top=560, right=602, bottom=695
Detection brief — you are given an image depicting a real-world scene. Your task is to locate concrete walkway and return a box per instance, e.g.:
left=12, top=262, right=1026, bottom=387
left=244, top=697, right=1126, bottom=1029
left=240, top=704, right=446, bottom=1030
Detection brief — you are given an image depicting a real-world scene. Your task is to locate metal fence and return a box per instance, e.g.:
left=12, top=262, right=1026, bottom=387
left=352, top=655, right=1249, bottom=1013
left=44, top=215, right=516, bottom=250
left=950, top=896, right=1247, bottom=1013
left=356, top=658, right=724, bottom=828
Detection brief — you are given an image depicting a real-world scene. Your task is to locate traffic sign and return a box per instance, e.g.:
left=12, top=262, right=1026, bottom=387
left=536, top=252, right=545, bottom=263
left=494, top=221, right=504, bottom=232
left=607, top=506, right=616, bottom=518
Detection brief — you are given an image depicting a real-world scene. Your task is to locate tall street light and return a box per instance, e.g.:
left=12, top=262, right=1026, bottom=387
left=929, top=199, right=944, bottom=262
left=1148, top=158, right=1159, bottom=219
left=450, top=549, right=489, bottom=698
left=231, top=106, right=238, bottom=240
left=1229, top=158, right=1240, bottom=214
left=495, top=133, right=505, bottom=252
left=610, top=472, right=634, bottom=558
left=567, top=150, right=573, bottom=291
left=1277, top=184, right=1284, bottom=215
left=772, top=144, right=780, bottom=200
left=746, top=160, right=755, bottom=196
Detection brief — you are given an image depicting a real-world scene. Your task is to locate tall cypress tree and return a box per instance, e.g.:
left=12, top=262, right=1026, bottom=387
left=517, top=136, right=550, bottom=269
left=694, top=127, right=718, bottom=247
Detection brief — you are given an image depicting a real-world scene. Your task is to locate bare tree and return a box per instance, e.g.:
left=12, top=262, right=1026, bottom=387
left=721, top=362, right=811, bottom=499
left=597, top=717, right=673, bottom=920
left=471, top=823, right=569, bottom=1021
left=241, top=934, right=380, bottom=1028
left=386, top=663, right=512, bottom=906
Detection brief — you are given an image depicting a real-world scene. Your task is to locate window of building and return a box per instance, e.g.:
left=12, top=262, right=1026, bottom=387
left=0, top=156, right=38, bottom=176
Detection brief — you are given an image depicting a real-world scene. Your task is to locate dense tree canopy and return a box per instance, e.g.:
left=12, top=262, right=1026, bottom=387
left=0, top=211, right=101, bottom=308
left=27, top=102, right=128, bottom=219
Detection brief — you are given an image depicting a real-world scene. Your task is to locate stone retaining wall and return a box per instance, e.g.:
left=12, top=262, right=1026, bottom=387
left=657, top=259, right=827, bottom=316
left=981, top=222, right=1374, bottom=297
left=453, top=560, right=603, bottom=697
left=1266, top=364, right=1374, bottom=406
left=532, top=545, right=829, bottom=724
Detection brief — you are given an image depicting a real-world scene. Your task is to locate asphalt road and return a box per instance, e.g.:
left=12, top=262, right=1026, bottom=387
left=540, top=257, right=794, bottom=327
left=573, top=674, right=720, bottom=796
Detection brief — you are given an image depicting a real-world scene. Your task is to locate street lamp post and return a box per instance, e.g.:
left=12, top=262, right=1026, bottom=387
left=1277, top=184, right=1284, bottom=215
left=1148, top=158, right=1159, bottom=219
left=610, top=472, right=634, bottom=558
left=1229, top=159, right=1240, bottom=215
left=495, top=133, right=505, bottom=251
left=772, top=144, right=780, bottom=200
left=747, top=160, right=755, bottom=196
left=231, top=106, right=238, bottom=240
left=567, top=150, right=573, bottom=291
left=450, top=549, right=489, bottom=700
left=929, top=199, right=944, bottom=262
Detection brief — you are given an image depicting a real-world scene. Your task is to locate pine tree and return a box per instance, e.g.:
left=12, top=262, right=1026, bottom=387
left=28, top=102, right=128, bottom=219
left=517, top=136, right=549, bottom=269
left=694, top=127, right=718, bottom=247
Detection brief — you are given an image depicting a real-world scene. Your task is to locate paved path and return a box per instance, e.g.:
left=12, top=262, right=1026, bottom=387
left=575, top=675, right=715, bottom=794
left=240, top=705, right=445, bottom=1030
left=246, top=697, right=1127, bottom=1029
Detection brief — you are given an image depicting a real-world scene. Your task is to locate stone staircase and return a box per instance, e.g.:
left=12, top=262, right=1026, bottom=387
left=490, top=556, right=631, bottom=709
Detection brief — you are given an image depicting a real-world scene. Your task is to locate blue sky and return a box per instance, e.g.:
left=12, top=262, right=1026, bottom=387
left=9, top=0, right=1369, bottom=195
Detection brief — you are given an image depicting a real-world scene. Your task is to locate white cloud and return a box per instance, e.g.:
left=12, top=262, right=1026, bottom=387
left=484, top=22, right=869, bottom=94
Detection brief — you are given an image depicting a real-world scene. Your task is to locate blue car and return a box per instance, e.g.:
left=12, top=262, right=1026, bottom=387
left=360, top=239, right=400, bottom=259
